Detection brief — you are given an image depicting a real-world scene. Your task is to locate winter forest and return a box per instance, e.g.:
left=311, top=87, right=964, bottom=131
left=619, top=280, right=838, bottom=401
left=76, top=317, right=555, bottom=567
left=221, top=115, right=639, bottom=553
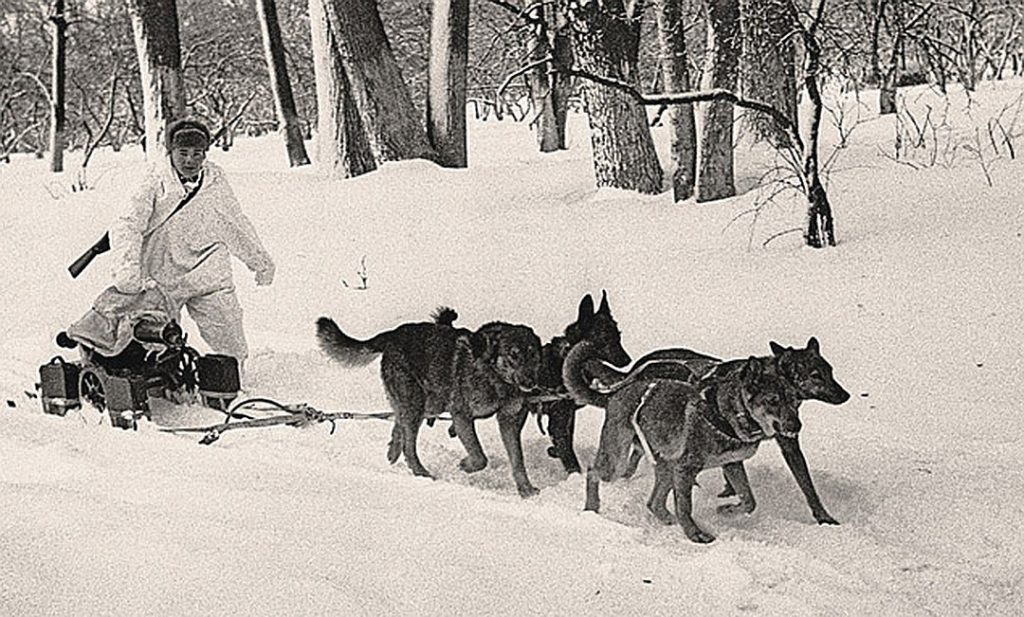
left=2, top=0, right=1024, bottom=615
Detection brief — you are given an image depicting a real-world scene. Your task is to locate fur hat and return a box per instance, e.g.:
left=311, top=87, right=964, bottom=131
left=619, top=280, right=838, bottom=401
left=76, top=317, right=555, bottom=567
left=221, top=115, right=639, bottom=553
left=166, top=119, right=211, bottom=151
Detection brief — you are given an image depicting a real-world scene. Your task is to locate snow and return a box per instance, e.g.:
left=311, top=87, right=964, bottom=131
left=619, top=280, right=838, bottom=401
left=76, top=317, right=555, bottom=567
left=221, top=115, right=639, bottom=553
left=2, top=79, right=1024, bottom=616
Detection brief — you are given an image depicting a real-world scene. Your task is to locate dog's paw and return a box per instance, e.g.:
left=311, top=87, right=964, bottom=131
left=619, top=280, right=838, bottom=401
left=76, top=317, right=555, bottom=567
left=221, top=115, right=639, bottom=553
left=684, top=528, right=716, bottom=544
left=517, top=483, right=540, bottom=498
left=716, top=501, right=755, bottom=517
left=647, top=506, right=674, bottom=525
left=459, top=456, right=487, bottom=473
left=814, top=511, right=840, bottom=525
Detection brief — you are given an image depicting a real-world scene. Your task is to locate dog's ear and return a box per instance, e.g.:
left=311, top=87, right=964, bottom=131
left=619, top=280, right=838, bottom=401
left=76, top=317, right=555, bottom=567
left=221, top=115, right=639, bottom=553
left=577, top=294, right=595, bottom=328
left=597, top=290, right=610, bottom=315
left=806, top=337, right=820, bottom=354
left=471, top=329, right=496, bottom=361
left=770, top=341, right=787, bottom=356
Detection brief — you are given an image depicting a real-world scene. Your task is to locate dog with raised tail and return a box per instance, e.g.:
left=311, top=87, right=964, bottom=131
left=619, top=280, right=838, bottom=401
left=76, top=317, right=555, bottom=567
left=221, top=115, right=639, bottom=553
left=316, top=308, right=543, bottom=497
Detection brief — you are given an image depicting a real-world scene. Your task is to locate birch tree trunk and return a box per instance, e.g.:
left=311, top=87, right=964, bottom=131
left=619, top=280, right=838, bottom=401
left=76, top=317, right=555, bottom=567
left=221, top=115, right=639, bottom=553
left=127, top=0, right=186, bottom=162
left=256, top=0, right=311, bottom=167
left=696, top=0, right=740, bottom=202
left=427, top=0, right=470, bottom=167
left=655, top=0, right=695, bottom=201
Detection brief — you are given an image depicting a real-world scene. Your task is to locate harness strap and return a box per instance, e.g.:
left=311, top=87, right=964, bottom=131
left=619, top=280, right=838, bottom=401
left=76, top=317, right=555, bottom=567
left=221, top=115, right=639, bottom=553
left=630, top=382, right=659, bottom=465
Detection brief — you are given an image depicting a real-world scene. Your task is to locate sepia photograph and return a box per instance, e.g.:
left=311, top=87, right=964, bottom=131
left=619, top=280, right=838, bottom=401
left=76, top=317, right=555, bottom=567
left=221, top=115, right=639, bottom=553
left=1, top=0, right=1022, bottom=615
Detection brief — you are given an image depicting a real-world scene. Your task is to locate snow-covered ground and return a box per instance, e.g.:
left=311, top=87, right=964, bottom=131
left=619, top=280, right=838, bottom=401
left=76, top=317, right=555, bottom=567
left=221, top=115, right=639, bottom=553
left=2, top=80, right=1023, bottom=616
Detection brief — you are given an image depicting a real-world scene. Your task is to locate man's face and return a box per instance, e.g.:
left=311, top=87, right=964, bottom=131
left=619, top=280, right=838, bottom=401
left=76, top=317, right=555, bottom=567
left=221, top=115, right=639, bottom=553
left=170, top=146, right=207, bottom=178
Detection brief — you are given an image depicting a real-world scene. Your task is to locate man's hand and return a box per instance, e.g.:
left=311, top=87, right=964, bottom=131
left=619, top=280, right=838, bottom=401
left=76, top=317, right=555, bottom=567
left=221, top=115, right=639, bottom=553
left=255, top=263, right=275, bottom=287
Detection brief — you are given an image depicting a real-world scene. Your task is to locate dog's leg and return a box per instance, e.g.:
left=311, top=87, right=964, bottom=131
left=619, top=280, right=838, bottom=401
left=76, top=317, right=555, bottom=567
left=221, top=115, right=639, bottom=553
left=450, top=411, right=488, bottom=473
left=584, top=466, right=602, bottom=512
left=672, top=462, right=714, bottom=543
left=545, top=400, right=581, bottom=474
left=382, top=362, right=432, bottom=478
left=497, top=400, right=539, bottom=497
left=622, top=439, right=645, bottom=478
left=717, top=462, right=756, bottom=516
left=399, top=418, right=433, bottom=478
left=776, top=434, right=839, bottom=525
left=646, top=460, right=675, bottom=524
left=386, top=423, right=402, bottom=464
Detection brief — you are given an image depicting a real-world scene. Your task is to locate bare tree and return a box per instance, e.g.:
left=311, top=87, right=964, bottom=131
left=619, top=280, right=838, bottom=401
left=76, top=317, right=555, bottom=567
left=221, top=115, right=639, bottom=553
left=127, top=0, right=186, bottom=159
left=655, top=0, right=697, bottom=201
left=427, top=0, right=470, bottom=167
left=317, top=0, right=434, bottom=163
left=561, top=0, right=840, bottom=247
left=48, top=0, right=67, bottom=172
left=308, top=0, right=376, bottom=177
left=563, top=0, right=664, bottom=194
left=696, top=0, right=740, bottom=202
left=256, top=0, right=311, bottom=166
left=740, top=0, right=797, bottom=143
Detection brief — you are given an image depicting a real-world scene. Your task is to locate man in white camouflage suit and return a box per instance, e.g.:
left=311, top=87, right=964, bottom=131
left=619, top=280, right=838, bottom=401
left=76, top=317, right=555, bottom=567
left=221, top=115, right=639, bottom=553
left=68, top=119, right=274, bottom=371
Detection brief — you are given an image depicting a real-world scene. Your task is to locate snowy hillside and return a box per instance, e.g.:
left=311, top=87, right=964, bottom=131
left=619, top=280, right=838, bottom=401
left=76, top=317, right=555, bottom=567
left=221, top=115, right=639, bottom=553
left=2, top=80, right=1023, bottom=616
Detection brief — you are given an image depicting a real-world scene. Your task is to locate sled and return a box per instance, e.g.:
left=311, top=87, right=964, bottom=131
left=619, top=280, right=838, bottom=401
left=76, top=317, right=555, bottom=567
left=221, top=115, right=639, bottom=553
left=38, top=313, right=241, bottom=430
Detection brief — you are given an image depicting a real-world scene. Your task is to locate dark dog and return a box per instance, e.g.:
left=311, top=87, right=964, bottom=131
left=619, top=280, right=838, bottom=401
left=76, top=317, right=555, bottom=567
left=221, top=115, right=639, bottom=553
left=316, top=309, right=543, bottom=496
left=612, top=338, right=849, bottom=524
left=565, top=340, right=802, bottom=543
left=530, top=291, right=632, bottom=474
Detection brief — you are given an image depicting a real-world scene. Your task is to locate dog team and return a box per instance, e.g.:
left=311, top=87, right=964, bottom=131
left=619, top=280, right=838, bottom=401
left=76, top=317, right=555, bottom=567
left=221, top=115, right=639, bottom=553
left=315, top=291, right=850, bottom=544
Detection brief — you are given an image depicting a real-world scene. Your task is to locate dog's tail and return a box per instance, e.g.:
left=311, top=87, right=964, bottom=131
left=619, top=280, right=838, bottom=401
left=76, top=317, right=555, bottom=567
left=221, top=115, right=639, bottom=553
left=562, top=340, right=613, bottom=408
left=315, top=317, right=383, bottom=367
left=431, top=306, right=458, bottom=327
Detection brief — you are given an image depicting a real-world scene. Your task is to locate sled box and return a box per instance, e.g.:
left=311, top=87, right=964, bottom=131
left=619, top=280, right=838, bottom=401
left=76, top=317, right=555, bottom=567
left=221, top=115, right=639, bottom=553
left=39, top=357, right=80, bottom=400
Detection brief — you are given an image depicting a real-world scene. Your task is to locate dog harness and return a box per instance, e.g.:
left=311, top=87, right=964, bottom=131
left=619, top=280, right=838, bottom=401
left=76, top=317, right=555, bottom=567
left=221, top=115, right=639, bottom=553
left=630, top=382, right=660, bottom=465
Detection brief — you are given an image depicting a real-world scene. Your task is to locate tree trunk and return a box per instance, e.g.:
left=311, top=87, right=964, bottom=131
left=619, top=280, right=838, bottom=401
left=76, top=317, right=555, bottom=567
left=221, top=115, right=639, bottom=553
left=308, top=0, right=376, bottom=177
left=318, top=0, right=433, bottom=163
left=549, top=16, right=573, bottom=150
left=427, top=0, right=470, bottom=167
left=525, top=4, right=560, bottom=153
left=256, top=0, right=310, bottom=167
left=696, top=0, right=739, bottom=202
left=564, top=0, right=663, bottom=195
left=48, top=0, right=67, bottom=173
left=798, top=2, right=836, bottom=248
left=127, top=0, right=186, bottom=162
left=654, top=0, right=695, bottom=201
left=740, top=0, right=797, bottom=144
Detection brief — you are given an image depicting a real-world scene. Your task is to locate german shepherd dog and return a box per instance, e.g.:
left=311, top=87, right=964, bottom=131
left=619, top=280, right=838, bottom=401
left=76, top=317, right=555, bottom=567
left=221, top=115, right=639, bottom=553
left=564, top=341, right=822, bottom=543
left=613, top=338, right=850, bottom=524
left=530, top=291, right=632, bottom=474
left=315, top=309, right=543, bottom=497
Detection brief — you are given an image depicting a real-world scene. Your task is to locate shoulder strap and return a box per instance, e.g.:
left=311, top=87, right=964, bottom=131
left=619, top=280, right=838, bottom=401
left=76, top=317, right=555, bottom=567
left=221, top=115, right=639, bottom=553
left=145, top=172, right=205, bottom=238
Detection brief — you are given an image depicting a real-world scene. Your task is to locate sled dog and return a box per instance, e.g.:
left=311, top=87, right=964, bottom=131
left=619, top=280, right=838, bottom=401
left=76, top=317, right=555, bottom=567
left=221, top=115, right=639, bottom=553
left=316, top=309, right=542, bottom=496
left=608, top=338, right=850, bottom=524
left=566, top=340, right=818, bottom=543
left=528, top=291, right=632, bottom=474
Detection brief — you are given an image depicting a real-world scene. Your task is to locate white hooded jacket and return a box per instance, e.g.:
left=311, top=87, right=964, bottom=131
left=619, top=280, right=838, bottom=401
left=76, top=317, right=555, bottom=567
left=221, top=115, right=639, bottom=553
left=109, top=157, right=273, bottom=300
